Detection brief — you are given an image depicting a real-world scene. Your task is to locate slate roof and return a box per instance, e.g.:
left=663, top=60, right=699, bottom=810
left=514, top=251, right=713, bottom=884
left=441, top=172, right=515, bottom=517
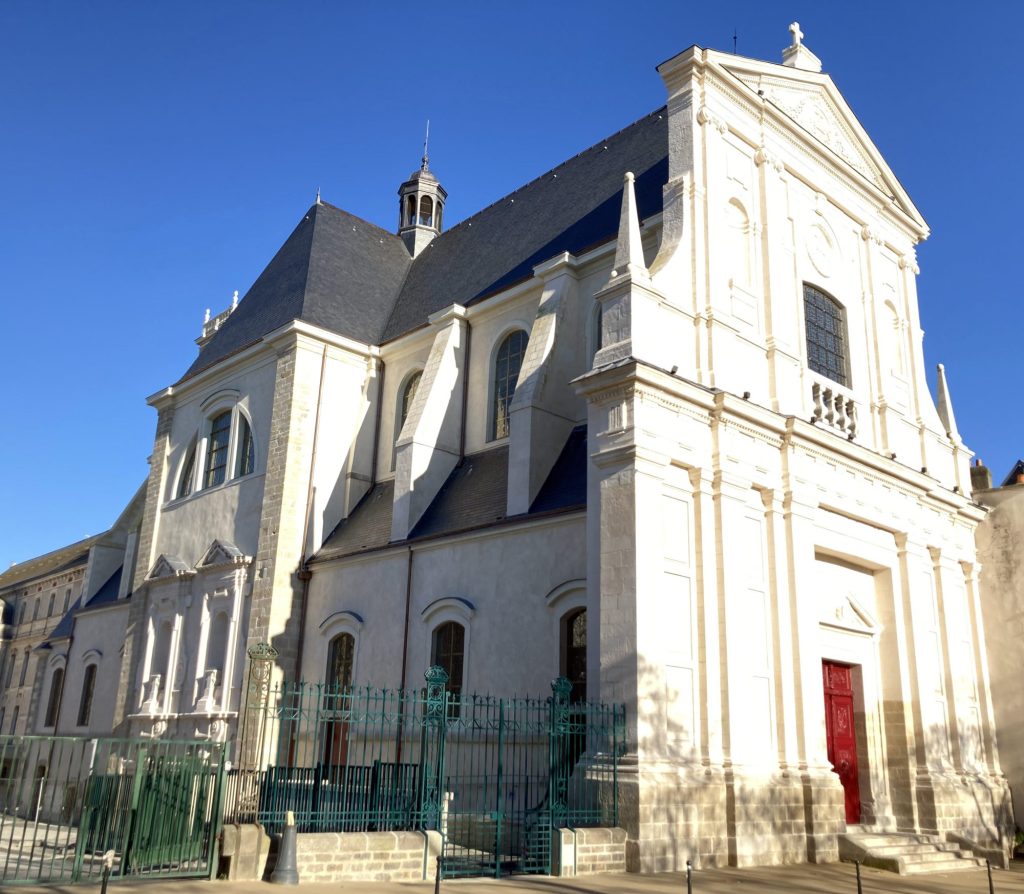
left=182, top=108, right=669, bottom=380
left=0, top=535, right=102, bottom=594
left=317, top=428, right=588, bottom=561
left=185, top=204, right=412, bottom=378
left=529, top=426, right=587, bottom=514
left=42, top=565, right=125, bottom=645
left=1000, top=460, right=1024, bottom=487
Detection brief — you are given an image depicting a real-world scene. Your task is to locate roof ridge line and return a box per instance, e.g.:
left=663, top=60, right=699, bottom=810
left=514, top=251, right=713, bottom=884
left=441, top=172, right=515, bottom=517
left=315, top=199, right=405, bottom=242
left=435, top=105, right=667, bottom=240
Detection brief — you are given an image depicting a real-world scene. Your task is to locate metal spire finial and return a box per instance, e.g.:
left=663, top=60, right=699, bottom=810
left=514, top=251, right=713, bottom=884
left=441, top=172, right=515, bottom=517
left=315, top=186, right=321, bottom=205
left=421, top=119, right=430, bottom=171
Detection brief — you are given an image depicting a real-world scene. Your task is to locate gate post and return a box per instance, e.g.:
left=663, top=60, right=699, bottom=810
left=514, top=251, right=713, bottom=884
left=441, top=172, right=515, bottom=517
left=549, top=677, right=573, bottom=831
left=419, top=666, right=449, bottom=831
left=239, top=642, right=279, bottom=771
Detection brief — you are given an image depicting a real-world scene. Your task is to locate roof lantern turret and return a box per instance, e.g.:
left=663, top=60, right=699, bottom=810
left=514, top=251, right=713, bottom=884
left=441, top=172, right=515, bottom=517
left=398, top=121, right=448, bottom=257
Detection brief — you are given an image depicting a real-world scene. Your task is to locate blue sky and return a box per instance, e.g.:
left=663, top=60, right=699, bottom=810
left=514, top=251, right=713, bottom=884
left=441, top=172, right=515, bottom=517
left=1, top=2, right=1020, bottom=568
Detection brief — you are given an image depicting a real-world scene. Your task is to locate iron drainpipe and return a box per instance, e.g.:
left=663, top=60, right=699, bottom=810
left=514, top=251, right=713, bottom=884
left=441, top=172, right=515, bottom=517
left=294, top=346, right=330, bottom=680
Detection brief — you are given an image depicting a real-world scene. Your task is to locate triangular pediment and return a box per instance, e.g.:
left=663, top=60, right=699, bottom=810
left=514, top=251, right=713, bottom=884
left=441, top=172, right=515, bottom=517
left=821, top=592, right=880, bottom=635
left=198, top=539, right=246, bottom=568
left=712, top=52, right=926, bottom=233
left=147, top=554, right=190, bottom=581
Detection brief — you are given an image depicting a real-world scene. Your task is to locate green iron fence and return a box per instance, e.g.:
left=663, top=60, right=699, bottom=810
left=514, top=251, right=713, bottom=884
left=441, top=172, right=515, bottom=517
left=0, top=736, right=226, bottom=886
left=225, top=667, right=626, bottom=878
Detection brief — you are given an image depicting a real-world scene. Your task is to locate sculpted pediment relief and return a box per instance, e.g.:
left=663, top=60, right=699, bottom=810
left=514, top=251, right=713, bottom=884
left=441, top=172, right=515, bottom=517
left=821, top=592, right=879, bottom=635
left=737, top=76, right=882, bottom=187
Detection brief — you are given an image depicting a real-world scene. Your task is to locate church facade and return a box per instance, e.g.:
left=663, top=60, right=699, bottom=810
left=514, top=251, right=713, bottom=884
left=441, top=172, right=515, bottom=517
left=4, top=28, right=1011, bottom=871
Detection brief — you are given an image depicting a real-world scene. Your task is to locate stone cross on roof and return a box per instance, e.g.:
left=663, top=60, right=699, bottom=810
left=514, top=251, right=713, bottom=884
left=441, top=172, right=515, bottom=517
left=789, top=22, right=803, bottom=47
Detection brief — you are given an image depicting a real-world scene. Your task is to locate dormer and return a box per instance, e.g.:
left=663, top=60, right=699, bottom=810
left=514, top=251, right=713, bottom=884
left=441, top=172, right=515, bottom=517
left=398, top=130, right=447, bottom=257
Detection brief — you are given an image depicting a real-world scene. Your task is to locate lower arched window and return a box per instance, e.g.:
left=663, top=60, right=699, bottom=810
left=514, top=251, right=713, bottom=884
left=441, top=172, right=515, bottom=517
left=326, top=633, right=355, bottom=689
left=77, top=664, right=97, bottom=727
left=44, top=667, right=64, bottom=728
left=561, top=609, right=587, bottom=702
left=432, top=621, right=465, bottom=700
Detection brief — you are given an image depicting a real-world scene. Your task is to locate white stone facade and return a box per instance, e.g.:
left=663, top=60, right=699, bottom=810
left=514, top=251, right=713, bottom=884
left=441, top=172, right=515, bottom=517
left=3, top=29, right=1008, bottom=873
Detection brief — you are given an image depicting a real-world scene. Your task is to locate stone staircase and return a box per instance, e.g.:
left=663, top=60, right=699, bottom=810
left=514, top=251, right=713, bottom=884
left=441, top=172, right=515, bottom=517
left=838, top=828, right=988, bottom=875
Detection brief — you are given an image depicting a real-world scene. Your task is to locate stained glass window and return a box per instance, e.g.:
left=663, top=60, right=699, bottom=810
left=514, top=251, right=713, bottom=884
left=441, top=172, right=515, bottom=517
left=803, top=284, right=848, bottom=387
left=491, top=330, right=528, bottom=440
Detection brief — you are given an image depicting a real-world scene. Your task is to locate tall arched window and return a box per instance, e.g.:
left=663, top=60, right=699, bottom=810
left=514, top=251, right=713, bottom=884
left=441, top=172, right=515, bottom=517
left=400, top=372, right=422, bottom=435
left=44, top=667, right=64, bottom=728
left=178, top=441, right=197, bottom=498
left=562, top=609, right=587, bottom=702
left=77, top=664, right=97, bottom=727
left=204, top=411, right=232, bottom=488
left=235, top=415, right=255, bottom=478
left=406, top=195, right=417, bottom=227
left=803, top=284, right=849, bottom=387
left=491, top=330, right=529, bottom=440
left=432, top=621, right=465, bottom=699
left=19, top=649, right=30, bottom=687
left=326, top=633, right=355, bottom=689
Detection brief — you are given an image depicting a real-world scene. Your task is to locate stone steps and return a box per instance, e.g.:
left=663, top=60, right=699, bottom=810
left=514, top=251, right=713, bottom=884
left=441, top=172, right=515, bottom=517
left=838, top=829, right=987, bottom=875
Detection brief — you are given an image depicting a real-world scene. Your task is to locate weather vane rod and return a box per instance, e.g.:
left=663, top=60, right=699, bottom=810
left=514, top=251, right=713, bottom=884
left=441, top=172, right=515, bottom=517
left=422, top=119, right=430, bottom=170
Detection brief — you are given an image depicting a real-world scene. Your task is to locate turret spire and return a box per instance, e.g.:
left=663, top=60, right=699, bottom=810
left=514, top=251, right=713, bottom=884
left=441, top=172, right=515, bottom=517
left=612, top=172, right=648, bottom=280
left=397, top=125, right=447, bottom=257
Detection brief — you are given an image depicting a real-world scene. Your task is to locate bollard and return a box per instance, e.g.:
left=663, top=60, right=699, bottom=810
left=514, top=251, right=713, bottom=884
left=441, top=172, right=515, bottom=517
left=434, top=855, right=443, bottom=894
left=686, top=858, right=692, bottom=894
left=855, top=859, right=862, bottom=894
left=988, top=859, right=995, bottom=894
left=270, top=810, right=299, bottom=885
left=100, top=850, right=115, bottom=894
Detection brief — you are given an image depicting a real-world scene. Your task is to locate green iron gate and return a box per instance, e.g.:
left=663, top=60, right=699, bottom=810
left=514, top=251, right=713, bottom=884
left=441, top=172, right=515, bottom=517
left=0, top=736, right=226, bottom=886
left=226, top=667, right=625, bottom=879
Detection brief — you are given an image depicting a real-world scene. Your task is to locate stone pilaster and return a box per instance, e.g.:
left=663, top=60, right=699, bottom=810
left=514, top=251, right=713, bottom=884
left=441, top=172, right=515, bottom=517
left=113, top=401, right=175, bottom=731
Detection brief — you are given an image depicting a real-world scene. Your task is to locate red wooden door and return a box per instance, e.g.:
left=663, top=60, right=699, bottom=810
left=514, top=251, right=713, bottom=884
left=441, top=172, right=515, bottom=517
left=822, top=660, right=861, bottom=824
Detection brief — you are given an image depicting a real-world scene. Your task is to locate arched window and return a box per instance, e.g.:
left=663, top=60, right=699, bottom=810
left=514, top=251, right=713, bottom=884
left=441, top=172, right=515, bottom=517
left=326, top=633, right=355, bottom=689
left=44, top=667, right=64, bottom=728
left=17, top=602, right=25, bottom=627
left=235, top=414, right=255, bottom=478
left=435, top=201, right=443, bottom=232
left=10, top=706, right=19, bottom=735
left=419, top=195, right=434, bottom=227
left=19, top=649, right=30, bottom=687
left=803, top=284, right=849, bottom=387
left=204, top=411, right=232, bottom=489
left=562, top=609, right=587, bottom=702
left=400, top=371, right=422, bottom=435
left=77, top=664, right=97, bottom=727
left=2, top=654, right=12, bottom=688
left=32, top=599, right=40, bottom=622
left=432, top=621, right=465, bottom=699
left=405, top=195, right=417, bottom=227
left=47, top=593, right=55, bottom=617
left=491, top=330, right=529, bottom=440
left=178, top=440, right=197, bottom=498
left=393, top=370, right=423, bottom=470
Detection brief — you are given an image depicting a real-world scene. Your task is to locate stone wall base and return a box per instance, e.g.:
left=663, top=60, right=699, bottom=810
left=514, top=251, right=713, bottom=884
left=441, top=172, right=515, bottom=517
left=290, top=830, right=440, bottom=883
left=219, top=823, right=271, bottom=881
left=614, top=762, right=846, bottom=872
left=923, top=770, right=1014, bottom=865
left=552, top=827, right=627, bottom=876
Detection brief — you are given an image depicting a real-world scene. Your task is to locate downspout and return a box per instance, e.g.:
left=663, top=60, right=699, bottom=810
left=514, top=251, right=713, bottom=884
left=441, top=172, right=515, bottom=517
left=294, top=346, right=329, bottom=682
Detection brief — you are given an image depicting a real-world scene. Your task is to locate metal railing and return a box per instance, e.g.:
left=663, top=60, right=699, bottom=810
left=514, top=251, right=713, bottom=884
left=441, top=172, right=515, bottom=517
left=225, top=667, right=625, bottom=877
left=0, top=735, right=226, bottom=886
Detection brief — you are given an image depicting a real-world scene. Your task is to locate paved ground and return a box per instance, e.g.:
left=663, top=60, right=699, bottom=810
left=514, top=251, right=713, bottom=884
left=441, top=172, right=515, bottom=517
left=5, top=861, right=1024, bottom=894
